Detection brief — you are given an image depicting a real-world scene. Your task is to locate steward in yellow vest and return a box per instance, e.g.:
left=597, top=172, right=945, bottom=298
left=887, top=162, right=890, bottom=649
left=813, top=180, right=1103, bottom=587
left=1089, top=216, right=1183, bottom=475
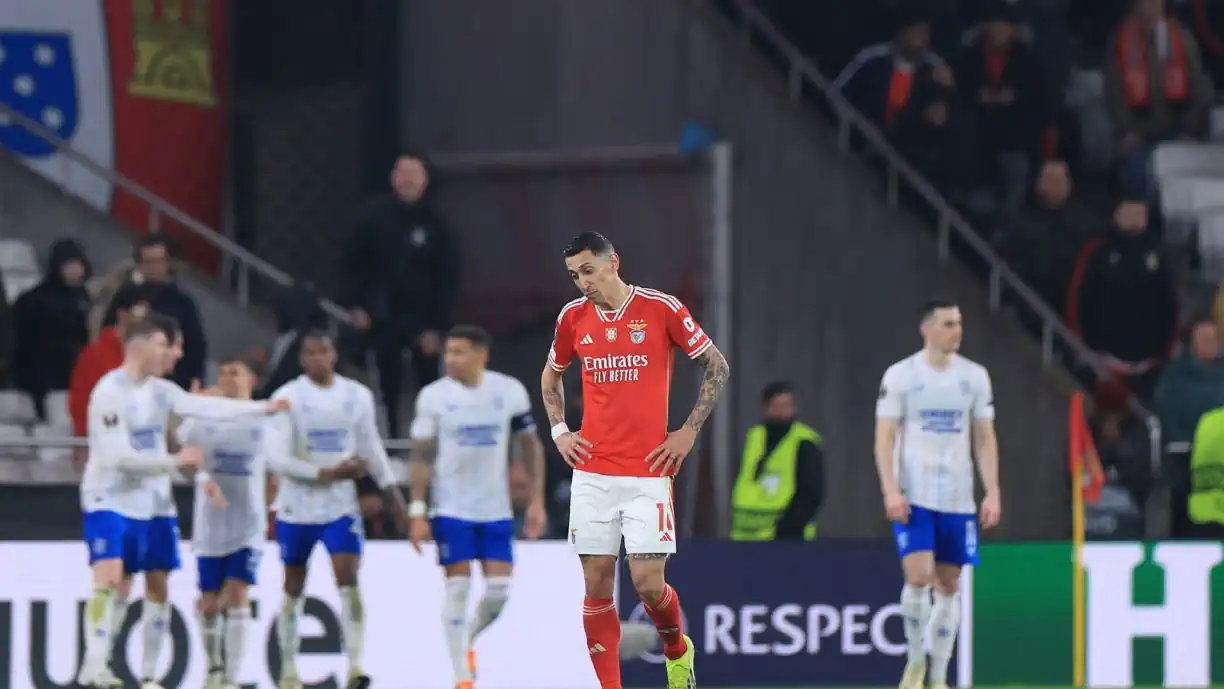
left=1189, top=406, right=1224, bottom=528
left=731, top=382, right=824, bottom=540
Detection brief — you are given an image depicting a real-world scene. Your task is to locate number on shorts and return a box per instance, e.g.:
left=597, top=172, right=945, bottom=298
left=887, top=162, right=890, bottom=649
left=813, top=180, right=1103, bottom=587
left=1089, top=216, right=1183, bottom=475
left=655, top=501, right=675, bottom=532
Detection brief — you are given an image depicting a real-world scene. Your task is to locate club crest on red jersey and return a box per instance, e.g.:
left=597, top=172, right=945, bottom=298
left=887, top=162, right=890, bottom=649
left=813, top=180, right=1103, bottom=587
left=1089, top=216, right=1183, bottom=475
left=605, top=327, right=618, bottom=342
left=627, top=320, right=648, bottom=344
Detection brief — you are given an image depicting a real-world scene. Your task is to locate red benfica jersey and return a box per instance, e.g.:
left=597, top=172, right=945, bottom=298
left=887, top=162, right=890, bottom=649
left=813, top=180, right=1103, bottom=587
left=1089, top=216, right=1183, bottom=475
left=548, top=285, right=713, bottom=477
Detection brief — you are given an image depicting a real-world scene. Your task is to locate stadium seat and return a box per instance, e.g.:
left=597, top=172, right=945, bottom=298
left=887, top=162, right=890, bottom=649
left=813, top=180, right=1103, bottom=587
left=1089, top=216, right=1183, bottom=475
left=1198, top=212, right=1224, bottom=283
left=1152, top=142, right=1224, bottom=180
left=43, top=390, right=71, bottom=431
left=0, top=239, right=38, bottom=275
left=0, top=391, right=37, bottom=424
left=1159, top=177, right=1224, bottom=242
left=31, top=424, right=71, bottom=463
left=3, top=273, right=40, bottom=299
left=1213, top=106, right=1224, bottom=141
left=0, top=423, right=30, bottom=460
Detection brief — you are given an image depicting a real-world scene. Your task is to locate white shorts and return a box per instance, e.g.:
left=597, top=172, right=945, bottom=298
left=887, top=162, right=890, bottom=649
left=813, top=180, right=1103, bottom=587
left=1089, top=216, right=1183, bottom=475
left=568, top=471, right=676, bottom=555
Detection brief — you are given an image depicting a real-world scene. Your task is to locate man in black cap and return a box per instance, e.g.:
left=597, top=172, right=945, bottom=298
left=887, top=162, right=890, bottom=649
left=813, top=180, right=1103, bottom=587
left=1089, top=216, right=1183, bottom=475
left=1067, top=196, right=1177, bottom=398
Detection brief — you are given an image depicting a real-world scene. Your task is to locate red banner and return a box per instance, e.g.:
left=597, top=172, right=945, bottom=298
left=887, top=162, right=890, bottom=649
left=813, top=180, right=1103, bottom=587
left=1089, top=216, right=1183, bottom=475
left=104, top=0, right=227, bottom=273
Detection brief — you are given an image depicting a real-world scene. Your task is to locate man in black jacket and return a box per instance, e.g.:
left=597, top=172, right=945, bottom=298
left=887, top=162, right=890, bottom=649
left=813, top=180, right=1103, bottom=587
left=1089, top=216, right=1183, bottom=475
left=103, top=233, right=207, bottom=388
left=344, top=155, right=460, bottom=435
left=1069, top=197, right=1178, bottom=398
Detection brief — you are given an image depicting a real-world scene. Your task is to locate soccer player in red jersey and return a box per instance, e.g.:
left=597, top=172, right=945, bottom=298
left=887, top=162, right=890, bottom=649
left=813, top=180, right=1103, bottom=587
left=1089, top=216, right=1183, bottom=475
left=540, top=232, right=730, bottom=689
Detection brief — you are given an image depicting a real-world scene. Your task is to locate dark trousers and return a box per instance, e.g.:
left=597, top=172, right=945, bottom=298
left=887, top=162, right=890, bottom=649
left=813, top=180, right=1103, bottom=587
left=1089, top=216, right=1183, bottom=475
left=373, top=328, right=439, bottom=437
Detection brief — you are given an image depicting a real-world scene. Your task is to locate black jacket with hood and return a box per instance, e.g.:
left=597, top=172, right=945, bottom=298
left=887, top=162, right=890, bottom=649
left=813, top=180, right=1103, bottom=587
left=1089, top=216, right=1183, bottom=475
left=13, top=239, right=93, bottom=411
left=343, top=158, right=461, bottom=337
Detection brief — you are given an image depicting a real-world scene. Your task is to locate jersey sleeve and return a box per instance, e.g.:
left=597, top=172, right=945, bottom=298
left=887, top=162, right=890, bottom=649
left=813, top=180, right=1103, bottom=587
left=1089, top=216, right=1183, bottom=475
left=88, top=383, right=175, bottom=474
left=160, top=379, right=267, bottom=420
left=408, top=386, right=439, bottom=440
left=509, top=379, right=536, bottom=434
left=973, top=367, right=996, bottom=421
left=662, top=297, right=713, bottom=359
left=175, top=419, right=199, bottom=447
left=354, top=385, right=397, bottom=488
left=548, top=305, right=577, bottom=371
left=875, top=366, right=905, bottom=420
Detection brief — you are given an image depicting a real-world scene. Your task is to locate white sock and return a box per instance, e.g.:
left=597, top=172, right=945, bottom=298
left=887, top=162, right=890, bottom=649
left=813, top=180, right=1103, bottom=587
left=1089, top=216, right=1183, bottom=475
left=79, top=587, right=116, bottom=679
left=900, top=584, right=932, bottom=664
left=224, top=607, right=251, bottom=684
left=139, top=600, right=171, bottom=681
left=443, top=576, right=472, bottom=683
left=276, top=596, right=303, bottom=679
left=470, top=575, right=511, bottom=643
left=339, top=586, right=366, bottom=680
left=199, top=611, right=224, bottom=672
left=929, top=590, right=961, bottom=685
left=109, top=594, right=130, bottom=661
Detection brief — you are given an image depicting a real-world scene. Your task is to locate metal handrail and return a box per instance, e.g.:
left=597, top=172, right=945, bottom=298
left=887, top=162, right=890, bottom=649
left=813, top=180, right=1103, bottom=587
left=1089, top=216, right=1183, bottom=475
left=0, top=101, right=353, bottom=327
left=722, top=0, right=1162, bottom=455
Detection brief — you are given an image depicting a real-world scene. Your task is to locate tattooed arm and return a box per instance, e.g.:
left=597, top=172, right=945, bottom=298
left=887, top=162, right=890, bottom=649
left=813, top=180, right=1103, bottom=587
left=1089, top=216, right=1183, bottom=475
left=408, top=437, right=437, bottom=506
left=540, top=365, right=567, bottom=427
left=683, top=344, right=731, bottom=434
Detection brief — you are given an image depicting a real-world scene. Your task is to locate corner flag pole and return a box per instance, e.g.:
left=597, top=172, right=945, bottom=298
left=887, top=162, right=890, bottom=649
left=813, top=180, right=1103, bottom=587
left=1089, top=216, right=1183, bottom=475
left=1069, top=392, right=1087, bottom=688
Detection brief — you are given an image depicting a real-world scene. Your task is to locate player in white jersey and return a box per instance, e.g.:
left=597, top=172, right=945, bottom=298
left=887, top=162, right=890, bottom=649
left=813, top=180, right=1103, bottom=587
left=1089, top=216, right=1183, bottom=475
left=77, top=317, right=290, bottom=689
left=180, top=354, right=366, bottom=689
left=406, top=326, right=547, bottom=689
left=269, top=331, right=409, bottom=689
left=874, top=299, right=1001, bottom=689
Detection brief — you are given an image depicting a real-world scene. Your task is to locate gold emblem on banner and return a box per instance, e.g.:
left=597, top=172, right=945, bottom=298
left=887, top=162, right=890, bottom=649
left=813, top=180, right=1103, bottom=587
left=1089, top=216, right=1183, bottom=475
left=127, top=0, right=217, bottom=107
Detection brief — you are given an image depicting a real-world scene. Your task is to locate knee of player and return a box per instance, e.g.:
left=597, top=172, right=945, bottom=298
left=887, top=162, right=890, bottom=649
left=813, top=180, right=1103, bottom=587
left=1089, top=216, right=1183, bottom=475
left=629, top=570, right=666, bottom=604
left=484, top=576, right=512, bottom=605
left=933, top=576, right=961, bottom=596
left=144, top=576, right=170, bottom=602
left=197, top=594, right=222, bottom=617
left=222, top=581, right=251, bottom=608
left=581, top=562, right=616, bottom=596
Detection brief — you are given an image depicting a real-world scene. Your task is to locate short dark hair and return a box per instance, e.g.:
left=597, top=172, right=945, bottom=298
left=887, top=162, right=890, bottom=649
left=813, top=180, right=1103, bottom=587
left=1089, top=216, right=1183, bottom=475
left=301, top=329, right=332, bottom=346
left=146, top=312, right=180, bottom=341
left=123, top=318, right=165, bottom=343
left=562, top=232, right=615, bottom=258
left=761, top=380, right=794, bottom=405
left=135, top=232, right=176, bottom=260
left=447, top=325, right=491, bottom=348
left=112, top=283, right=155, bottom=312
left=920, top=298, right=958, bottom=322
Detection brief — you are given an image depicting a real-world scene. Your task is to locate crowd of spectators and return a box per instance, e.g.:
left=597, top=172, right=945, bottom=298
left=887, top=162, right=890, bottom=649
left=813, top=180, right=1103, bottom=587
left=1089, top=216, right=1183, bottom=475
left=816, top=0, right=1224, bottom=538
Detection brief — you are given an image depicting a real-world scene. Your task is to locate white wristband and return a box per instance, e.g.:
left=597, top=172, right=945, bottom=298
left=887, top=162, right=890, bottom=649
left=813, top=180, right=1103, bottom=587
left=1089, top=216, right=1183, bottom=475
left=550, top=422, right=570, bottom=441
left=408, top=500, right=427, bottom=519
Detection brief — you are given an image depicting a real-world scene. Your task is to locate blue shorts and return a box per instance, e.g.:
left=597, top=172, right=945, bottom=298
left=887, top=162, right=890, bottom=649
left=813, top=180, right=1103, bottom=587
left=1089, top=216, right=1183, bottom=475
left=138, top=516, right=182, bottom=573
left=432, top=517, right=515, bottom=566
left=198, top=548, right=261, bottom=592
left=892, top=505, right=979, bottom=566
left=276, top=516, right=364, bottom=567
left=82, top=510, right=148, bottom=573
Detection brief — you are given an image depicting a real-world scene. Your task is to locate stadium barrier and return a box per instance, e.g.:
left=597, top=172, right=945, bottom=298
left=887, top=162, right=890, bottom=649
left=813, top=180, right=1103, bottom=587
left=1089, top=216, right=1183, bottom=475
left=4, top=540, right=1217, bottom=688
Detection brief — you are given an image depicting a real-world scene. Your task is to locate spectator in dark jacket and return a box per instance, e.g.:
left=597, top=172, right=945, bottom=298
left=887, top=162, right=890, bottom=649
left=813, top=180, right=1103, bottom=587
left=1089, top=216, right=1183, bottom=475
left=343, top=155, right=460, bottom=435
left=1154, top=316, right=1224, bottom=535
left=1000, top=161, right=1101, bottom=310
left=955, top=0, right=1056, bottom=234
left=835, top=7, right=947, bottom=127
left=1068, top=198, right=1178, bottom=397
left=12, top=239, right=92, bottom=420
left=103, top=234, right=207, bottom=388
left=1155, top=317, right=1224, bottom=447
left=1088, top=378, right=1156, bottom=539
